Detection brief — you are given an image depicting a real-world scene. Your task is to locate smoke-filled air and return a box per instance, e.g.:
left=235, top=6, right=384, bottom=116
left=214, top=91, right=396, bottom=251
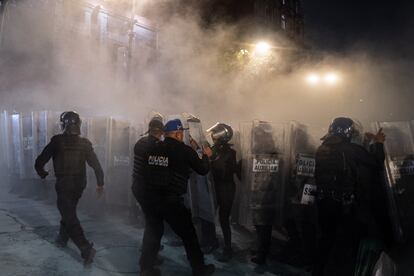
left=1, top=1, right=414, bottom=276
left=1, top=0, right=412, bottom=128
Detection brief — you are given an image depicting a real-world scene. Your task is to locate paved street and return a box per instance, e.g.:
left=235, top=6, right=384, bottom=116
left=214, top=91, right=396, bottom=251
left=0, top=181, right=309, bottom=276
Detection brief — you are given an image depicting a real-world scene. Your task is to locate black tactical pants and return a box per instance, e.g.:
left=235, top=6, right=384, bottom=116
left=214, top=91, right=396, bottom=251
left=138, top=196, right=205, bottom=272
left=55, top=177, right=91, bottom=256
left=313, top=198, right=362, bottom=276
left=254, top=224, right=273, bottom=260
left=215, top=182, right=236, bottom=250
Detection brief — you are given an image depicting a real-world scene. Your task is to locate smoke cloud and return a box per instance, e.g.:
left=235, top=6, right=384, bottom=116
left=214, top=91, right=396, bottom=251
left=0, top=0, right=413, bottom=132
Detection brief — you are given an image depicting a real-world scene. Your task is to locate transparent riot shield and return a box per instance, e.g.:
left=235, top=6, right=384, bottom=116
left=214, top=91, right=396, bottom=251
left=128, top=122, right=144, bottom=221
left=85, top=116, right=110, bottom=214
left=35, top=111, right=61, bottom=176
left=34, top=111, right=61, bottom=200
left=373, top=121, right=414, bottom=242
left=106, top=118, right=133, bottom=209
left=0, top=111, right=10, bottom=187
left=20, top=112, right=37, bottom=180
left=286, top=122, right=326, bottom=208
left=15, top=112, right=38, bottom=198
left=238, top=120, right=287, bottom=228
left=229, top=129, right=243, bottom=224
left=182, top=113, right=217, bottom=247
left=284, top=122, right=326, bottom=261
left=9, top=113, right=23, bottom=191
left=181, top=114, right=216, bottom=225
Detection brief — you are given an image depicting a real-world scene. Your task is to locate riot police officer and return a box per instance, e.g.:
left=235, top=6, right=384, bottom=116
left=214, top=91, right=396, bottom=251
left=207, top=123, right=240, bottom=262
left=137, top=119, right=215, bottom=276
left=132, top=117, right=164, bottom=200
left=34, top=111, right=104, bottom=265
left=313, top=117, right=386, bottom=276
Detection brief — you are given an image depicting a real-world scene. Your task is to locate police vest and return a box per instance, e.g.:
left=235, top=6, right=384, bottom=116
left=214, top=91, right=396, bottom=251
left=145, top=142, right=171, bottom=193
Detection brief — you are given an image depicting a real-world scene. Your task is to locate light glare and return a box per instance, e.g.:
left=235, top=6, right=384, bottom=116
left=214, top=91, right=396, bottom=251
left=255, top=42, right=271, bottom=56
left=324, top=73, right=339, bottom=85
left=306, top=73, right=320, bottom=85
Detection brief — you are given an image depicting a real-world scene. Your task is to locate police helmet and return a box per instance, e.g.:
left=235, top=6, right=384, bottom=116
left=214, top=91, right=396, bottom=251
left=60, top=111, right=81, bottom=135
left=328, top=117, right=355, bottom=141
left=207, top=123, right=233, bottom=145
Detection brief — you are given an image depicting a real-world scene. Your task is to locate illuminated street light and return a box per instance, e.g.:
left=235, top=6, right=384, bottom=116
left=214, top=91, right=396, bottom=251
left=306, top=72, right=342, bottom=86
left=306, top=73, right=321, bottom=85
left=254, top=41, right=271, bottom=56
left=324, top=72, right=340, bottom=85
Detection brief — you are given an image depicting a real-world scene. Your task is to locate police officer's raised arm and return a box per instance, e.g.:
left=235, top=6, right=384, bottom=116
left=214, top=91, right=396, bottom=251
left=356, top=129, right=386, bottom=169
left=186, top=145, right=211, bottom=176
left=34, top=137, right=56, bottom=179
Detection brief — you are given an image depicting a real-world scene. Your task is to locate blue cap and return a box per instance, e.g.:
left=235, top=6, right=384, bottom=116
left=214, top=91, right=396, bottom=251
left=164, top=119, right=187, bottom=132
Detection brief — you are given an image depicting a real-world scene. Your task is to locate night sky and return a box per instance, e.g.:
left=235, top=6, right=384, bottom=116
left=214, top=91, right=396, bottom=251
left=302, top=0, right=414, bottom=58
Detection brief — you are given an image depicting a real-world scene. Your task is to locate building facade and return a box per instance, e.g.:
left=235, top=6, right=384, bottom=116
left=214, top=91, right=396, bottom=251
left=254, top=0, right=304, bottom=43
left=200, top=0, right=304, bottom=44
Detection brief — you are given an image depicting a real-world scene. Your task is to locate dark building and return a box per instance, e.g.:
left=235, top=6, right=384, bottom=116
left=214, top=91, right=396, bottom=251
left=201, top=0, right=304, bottom=44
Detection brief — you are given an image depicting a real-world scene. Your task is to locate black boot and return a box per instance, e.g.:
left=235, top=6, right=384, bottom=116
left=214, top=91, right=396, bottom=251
left=81, top=243, right=96, bottom=265
left=202, top=240, right=219, bottom=255
left=54, top=234, right=68, bottom=248
left=141, top=267, right=161, bottom=276
left=193, top=264, right=215, bottom=276
left=251, top=253, right=266, bottom=265
left=217, top=247, right=233, bottom=262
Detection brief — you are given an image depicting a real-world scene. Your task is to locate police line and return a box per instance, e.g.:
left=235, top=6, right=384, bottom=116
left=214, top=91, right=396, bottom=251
left=1, top=110, right=413, bottom=240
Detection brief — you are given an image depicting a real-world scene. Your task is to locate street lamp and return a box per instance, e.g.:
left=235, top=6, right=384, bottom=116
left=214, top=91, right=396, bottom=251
left=324, top=72, right=339, bottom=85
left=306, top=73, right=321, bottom=85
left=254, top=41, right=271, bottom=56
left=305, top=72, right=341, bottom=86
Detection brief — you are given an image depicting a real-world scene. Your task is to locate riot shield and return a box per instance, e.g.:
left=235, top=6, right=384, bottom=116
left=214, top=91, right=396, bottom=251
left=35, top=110, right=61, bottom=162
left=34, top=111, right=62, bottom=200
left=283, top=122, right=326, bottom=263
left=106, top=118, right=133, bottom=210
left=180, top=114, right=216, bottom=224
left=286, top=122, right=326, bottom=208
left=85, top=116, right=110, bottom=214
left=9, top=113, right=23, bottom=192
left=182, top=113, right=217, bottom=247
left=229, top=129, right=243, bottom=224
left=0, top=111, right=10, bottom=187
left=238, top=120, right=287, bottom=228
left=128, top=122, right=145, bottom=222
left=373, top=121, right=414, bottom=242
left=15, top=112, right=39, bottom=197
left=20, top=112, right=37, bottom=180
left=35, top=111, right=62, bottom=175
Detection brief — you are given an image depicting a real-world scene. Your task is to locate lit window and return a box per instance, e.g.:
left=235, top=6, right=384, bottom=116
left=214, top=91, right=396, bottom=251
left=281, top=15, right=287, bottom=30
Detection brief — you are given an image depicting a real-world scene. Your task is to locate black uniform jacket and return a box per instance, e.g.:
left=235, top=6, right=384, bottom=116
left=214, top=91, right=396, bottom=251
left=315, top=135, right=385, bottom=198
left=210, top=144, right=240, bottom=184
left=34, top=133, right=104, bottom=186
left=315, top=135, right=388, bottom=238
left=141, top=137, right=210, bottom=199
left=132, top=135, right=159, bottom=192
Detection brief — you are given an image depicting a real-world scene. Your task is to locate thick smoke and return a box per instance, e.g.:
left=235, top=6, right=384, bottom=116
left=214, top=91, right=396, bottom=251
left=0, top=0, right=413, bottom=131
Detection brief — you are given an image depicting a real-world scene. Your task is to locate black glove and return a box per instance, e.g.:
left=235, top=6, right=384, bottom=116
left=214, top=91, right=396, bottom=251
left=38, top=171, right=49, bottom=179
